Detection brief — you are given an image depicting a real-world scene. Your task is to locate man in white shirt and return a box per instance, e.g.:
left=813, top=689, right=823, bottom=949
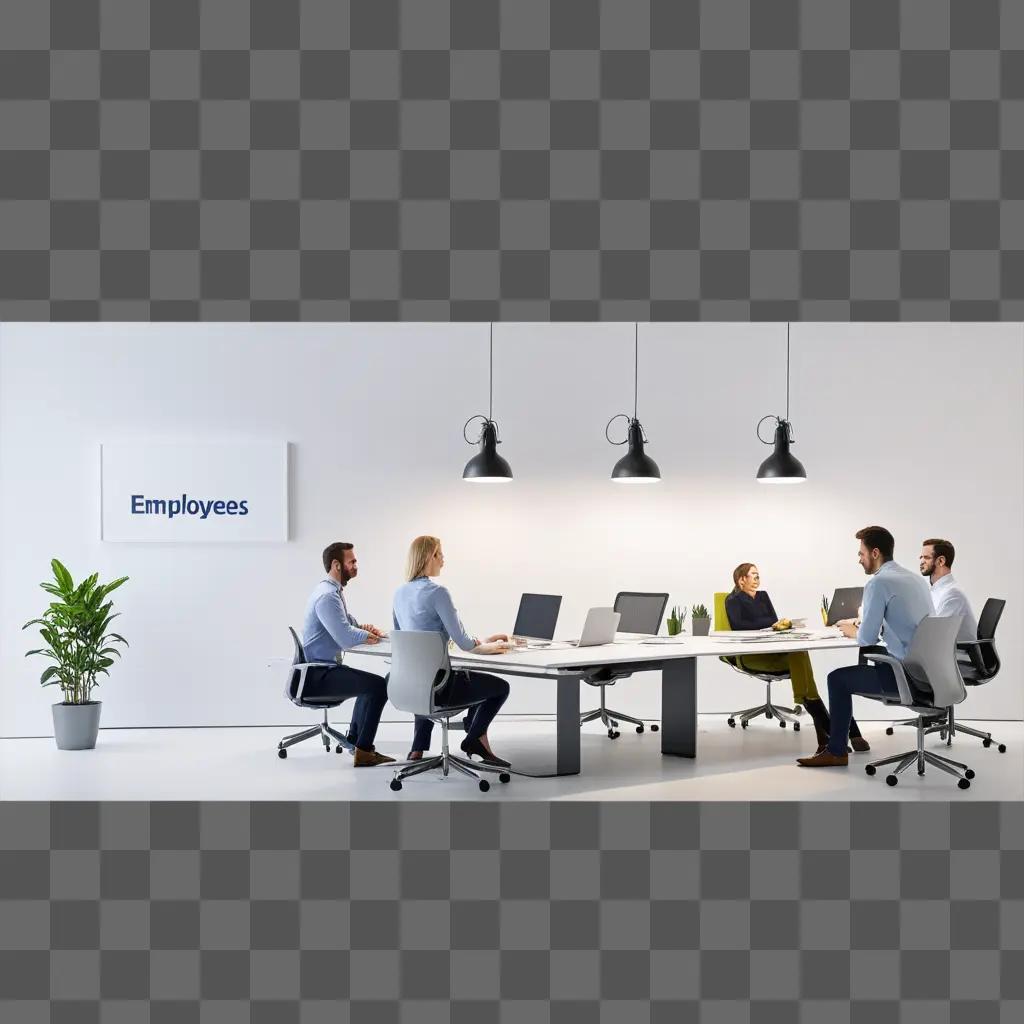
left=920, top=538, right=977, bottom=643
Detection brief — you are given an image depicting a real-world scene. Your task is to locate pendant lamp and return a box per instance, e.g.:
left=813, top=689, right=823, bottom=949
left=756, top=322, right=807, bottom=483
left=463, top=323, right=513, bottom=482
left=607, top=324, right=661, bottom=483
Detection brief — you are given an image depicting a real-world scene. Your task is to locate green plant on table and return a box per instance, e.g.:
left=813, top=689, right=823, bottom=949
left=691, top=603, right=709, bottom=620
left=666, top=604, right=687, bottom=635
left=23, top=559, right=129, bottom=705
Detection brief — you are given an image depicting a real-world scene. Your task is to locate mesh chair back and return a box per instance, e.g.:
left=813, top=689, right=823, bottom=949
left=973, top=598, right=1005, bottom=677
left=387, top=630, right=451, bottom=717
left=904, top=615, right=967, bottom=709
left=613, top=592, right=669, bottom=634
left=284, top=627, right=306, bottom=700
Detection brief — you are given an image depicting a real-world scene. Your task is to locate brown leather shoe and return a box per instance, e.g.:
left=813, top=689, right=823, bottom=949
left=816, top=743, right=853, bottom=755
left=797, top=750, right=849, bottom=767
left=353, top=748, right=396, bottom=767
left=850, top=737, right=871, bottom=753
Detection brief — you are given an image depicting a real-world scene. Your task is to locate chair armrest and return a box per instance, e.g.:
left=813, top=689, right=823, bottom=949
left=861, top=651, right=917, bottom=707
left=858, top=644, right=887, bottom=665
left=956, top=640, right=990, bottom=675
left=292, top=661, right=336, bottom=703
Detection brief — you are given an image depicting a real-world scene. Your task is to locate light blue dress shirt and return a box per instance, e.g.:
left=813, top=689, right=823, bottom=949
left=301, top=576, right=369, bottom=661
left=857, top=559, right=934, bottom=660
left=392, top=577, right=478, bottom=651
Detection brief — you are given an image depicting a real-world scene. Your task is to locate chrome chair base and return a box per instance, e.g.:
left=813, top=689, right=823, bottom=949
left=581, top=681, right=656, bottom=738
left=389, top=719, right=511, bottom=792
left=727, top=680, right=803, bottom=731
left=867, top=717, right=974, bottom=789
left=885, top=707, right=1007, bottom=753
left=278, top=707, right=355, bottom=758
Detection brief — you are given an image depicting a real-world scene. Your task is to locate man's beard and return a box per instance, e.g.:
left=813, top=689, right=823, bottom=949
left=340, top=567, right=356, bottom=586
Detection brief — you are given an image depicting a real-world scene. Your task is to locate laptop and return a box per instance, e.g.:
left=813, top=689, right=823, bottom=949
left=512, top=593, right=562, bottom=647
left=564, top=607, right=622, bottom=648
left=826, top=586, right=864, bottom=626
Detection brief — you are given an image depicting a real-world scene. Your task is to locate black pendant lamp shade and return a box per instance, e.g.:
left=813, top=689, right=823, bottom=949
left=756, top=323, right=807, bottom=484
left=462, top=324, right=513, bottom=482
left=607, top=324, right=661, bottom=483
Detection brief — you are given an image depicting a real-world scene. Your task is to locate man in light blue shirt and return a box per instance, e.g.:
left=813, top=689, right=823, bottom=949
left=798, top=525, right=933, bottom=768
left=298, top=542, right=394, bottom=767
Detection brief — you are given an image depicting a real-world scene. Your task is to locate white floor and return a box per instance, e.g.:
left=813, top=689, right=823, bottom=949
left=2, top=716, right=1020, bottom=802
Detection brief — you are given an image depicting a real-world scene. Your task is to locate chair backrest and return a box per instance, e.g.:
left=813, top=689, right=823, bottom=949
left=903, top=615, right=967, bottom=709
left=613, top=592, right=669, bottom=635
left=714, top=592, right=731, bottom=632
left=387, top=630, right=451, bottom=717
left=970, top=597, right=1005, bottom=677
left=282, top=627, right=305, bottom=700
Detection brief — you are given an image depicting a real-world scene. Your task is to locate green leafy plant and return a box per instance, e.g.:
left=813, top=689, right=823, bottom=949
left=23, top=559, right=129, bottom=705
left=666, top=604, right=687, bottom=635
left=691, top=603, right=709, bottom=620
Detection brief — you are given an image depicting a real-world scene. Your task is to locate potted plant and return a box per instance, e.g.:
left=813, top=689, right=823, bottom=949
left=23, top=559, right=129, bottom=750
left=691, top=603, right=711, bottom=636
left=666, top=604, right=687, bottom=636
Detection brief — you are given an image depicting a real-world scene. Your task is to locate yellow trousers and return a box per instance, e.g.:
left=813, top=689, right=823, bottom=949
left=735, top=651, right=820, bottom=703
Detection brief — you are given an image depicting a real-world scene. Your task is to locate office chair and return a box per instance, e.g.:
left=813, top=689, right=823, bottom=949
left=580, top=591, right=668, bottom=738
left=277, top=627, right=356, bottom=758
left=886, top=598, right=1007, bottom=753
left=386, top=630, right=512, bottom=793
left=862, top=615, right=974, bottom=789
left=714, top=592, right=803, bottom=732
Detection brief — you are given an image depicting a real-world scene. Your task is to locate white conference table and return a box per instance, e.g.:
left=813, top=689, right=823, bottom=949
left=352, top=630, right=859, bottom=777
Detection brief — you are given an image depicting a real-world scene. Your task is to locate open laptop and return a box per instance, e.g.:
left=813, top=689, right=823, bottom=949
left=511, top=593, right=562, bottom=647
left=564, top=607, right=621, bottom=648
left=826, top=586, right=864, bottom=626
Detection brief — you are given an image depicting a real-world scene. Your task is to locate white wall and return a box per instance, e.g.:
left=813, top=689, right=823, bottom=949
left=1, top=322, right=1021, bottom=738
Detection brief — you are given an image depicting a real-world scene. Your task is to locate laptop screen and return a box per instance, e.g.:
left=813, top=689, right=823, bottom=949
left=513, top=593, right=562, bottom=640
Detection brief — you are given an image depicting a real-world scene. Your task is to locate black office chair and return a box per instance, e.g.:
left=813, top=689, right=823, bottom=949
left=580, top=591, right=668, bottom=739
left=277, top=627, right=356, bottom=759
left=888, top=598, right=1007, bottom=753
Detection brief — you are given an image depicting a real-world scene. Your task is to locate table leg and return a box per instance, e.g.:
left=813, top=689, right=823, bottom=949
left=555, top=673, right=581, bottom=776
left=661, top=658, right=697, bottom=757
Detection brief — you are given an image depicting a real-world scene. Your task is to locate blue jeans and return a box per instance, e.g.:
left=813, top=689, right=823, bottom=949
left=825, top=663, right=898, bottom=756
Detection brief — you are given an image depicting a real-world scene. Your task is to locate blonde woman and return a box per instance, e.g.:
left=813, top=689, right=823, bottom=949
left=726, top=563, right=868, bottom=754
left=392, top=536, right=512, bottom=767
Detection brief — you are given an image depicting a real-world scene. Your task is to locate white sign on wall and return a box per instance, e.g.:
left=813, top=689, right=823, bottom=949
left=100, top=441, right=289, bottom=543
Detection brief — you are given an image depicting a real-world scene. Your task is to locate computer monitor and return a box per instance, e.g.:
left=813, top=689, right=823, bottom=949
left=513, top=593, right=562, bottom=640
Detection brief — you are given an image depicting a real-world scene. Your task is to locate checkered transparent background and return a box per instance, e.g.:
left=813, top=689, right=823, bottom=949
left=1, top=802, right=1023, bottom=1019
left=3, top=0, right=1024, bottom=320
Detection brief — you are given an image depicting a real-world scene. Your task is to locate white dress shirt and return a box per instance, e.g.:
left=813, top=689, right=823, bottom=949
left=930, top=573, right=978, bottom=643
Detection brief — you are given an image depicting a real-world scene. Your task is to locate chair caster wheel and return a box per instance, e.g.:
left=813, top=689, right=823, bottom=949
left=885, top=727, right=894, bottom=736
left=608, top=729, right=620, bottom=739
left=779, top=720, right=787, bottom=728
left=794, top=705, right=803, bottom=715
left=389, top=779, right=402, bottom=791
left=793, top=722, right=800, bottom=732
left=650, top=724, right=659, bottom=732
left=958, top=778, right=970, bottom=790
left=727, top=718, right=736, bottom=728
left=982, top=738, right=991, bottom=748
left=636, top=725, right=644, bottom=734
left=965, top=769, right=975, bottom=780
left=865, top=765, right=876, bottom=776
left=741, top=721, right=748, bottom=729
left=336, top=745, right=346, bottom=753
left=277, top=748, right=287, bottom=759
left=886, top=775, right=898, bottom=786
left=998, top=744, right=1006, bottom=753
left=479, top=780, right=490, bottom=792
left=499, top=772, right=511, bottom=783
left=765, top=711, right=771, bottom=719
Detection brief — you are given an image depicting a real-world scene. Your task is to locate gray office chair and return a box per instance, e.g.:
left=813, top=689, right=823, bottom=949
left=580, top=591, right=668, bottom=739
left=277, top=627, right=356, bottom=758
left=886, top=598, right=1007, bottom=754
left=386, top=629, right=512, bottom=793
left=861, top=615, right=975, bottom=790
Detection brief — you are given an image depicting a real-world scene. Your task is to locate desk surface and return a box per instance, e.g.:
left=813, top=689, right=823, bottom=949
left=351, top=630, right=859, bottom=675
